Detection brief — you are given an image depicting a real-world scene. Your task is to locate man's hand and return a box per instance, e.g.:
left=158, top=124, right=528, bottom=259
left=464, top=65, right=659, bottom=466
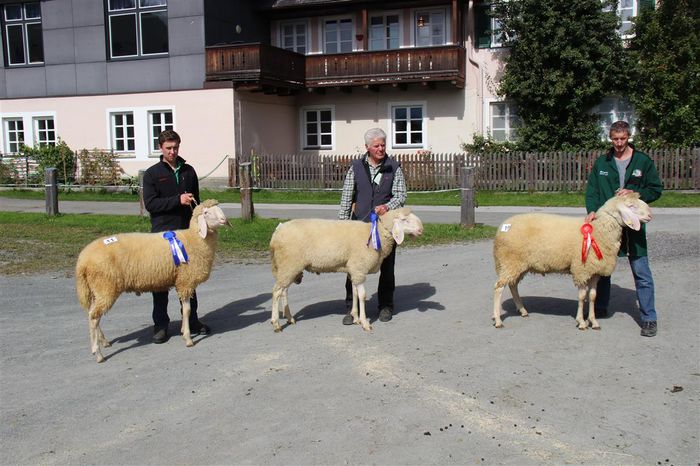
left=616, top=188, right=634, bottom=196
left=374, top=204, right=389, bottom=215
left=584, top=212, right=596, bottom=223
left=180, top=192, right=194, bottom=205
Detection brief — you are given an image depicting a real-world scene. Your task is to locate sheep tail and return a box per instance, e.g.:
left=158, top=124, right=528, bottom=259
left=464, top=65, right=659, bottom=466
left=75, top=264, right=92, bottom=312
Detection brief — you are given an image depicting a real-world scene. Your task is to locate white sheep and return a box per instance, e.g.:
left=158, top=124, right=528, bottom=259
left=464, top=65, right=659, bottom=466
left=75, top=199, right=230, bottom=362
left=492, top=192, right=652, bottom=330
left=269, top=207, right=424, bottom=332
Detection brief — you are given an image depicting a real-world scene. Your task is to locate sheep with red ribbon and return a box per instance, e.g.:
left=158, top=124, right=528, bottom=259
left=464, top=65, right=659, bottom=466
left=491, top=192, right=652, bottom=330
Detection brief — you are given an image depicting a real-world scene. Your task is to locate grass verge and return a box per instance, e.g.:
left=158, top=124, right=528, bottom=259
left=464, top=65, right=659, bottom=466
left=1, top=188, right=698, bottom=207
left=0, top=212, right=496, bottom=276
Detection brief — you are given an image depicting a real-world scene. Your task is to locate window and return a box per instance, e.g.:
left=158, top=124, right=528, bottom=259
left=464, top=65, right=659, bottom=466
left=149, top=110, right=173, bottom=152
left=618, top=0, right=637, bottom=37
left=280, top=21, right=307, bottom=54
left=34, top=117, right=55, bottom=146
left=324, top=18, right=352, bottom=53
left=490, top=14, right=506, bottom=47
left=489, top=102, right=520, bottom=142
left=392, top=104, right=424, bottom=148
left=369, top=14, right=399, bottom=51
left=2, top=2, right=44, bottom=66
left=303, top=108, right=333, bottom=149
left=415, top=9, right=445, bottom=47
left=593, top=97, right=636, bottom=139
left=111, top=112, right=135, bottom=152
left=3, top=119, right=24, bottom=153
left=107, top=0, right=168, bottom=59
left=475, top=3, right=511, bottom=48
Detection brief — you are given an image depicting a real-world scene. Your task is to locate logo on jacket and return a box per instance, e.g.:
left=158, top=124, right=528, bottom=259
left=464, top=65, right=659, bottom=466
left=632, top=169, right=642, bottom=177
left=599, top=170, right=608, bottom=176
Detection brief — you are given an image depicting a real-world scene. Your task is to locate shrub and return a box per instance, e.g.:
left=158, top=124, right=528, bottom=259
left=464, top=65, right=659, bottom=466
left=77, top=149, right=125, bottom=186
left=20, top=140, right=76, bottom=184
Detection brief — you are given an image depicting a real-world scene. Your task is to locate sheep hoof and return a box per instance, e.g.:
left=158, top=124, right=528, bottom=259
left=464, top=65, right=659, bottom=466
left=183, top=336, right=194, bottom=347
left=578, top=324, right=588, bottom=331
left=288, top=318, right=296, bottom=325
left=272, top=323, right=282, bottom=333
left=95, top=353, right=105, bottom=363
left=494, top=322, right=504, bottom=328
left=103, top=341, right=112, bottom=348
left=591, top=323, right=601, bottom=330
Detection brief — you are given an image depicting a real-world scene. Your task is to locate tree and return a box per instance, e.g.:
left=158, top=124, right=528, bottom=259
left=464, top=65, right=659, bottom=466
left=627, top=0, right=700, bottom=146
left=493, top=0, right=628, bottom=151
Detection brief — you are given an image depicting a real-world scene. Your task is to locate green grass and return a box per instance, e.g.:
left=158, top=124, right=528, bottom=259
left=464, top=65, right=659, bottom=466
left=0, top=211, right=495, bottom=276
left=1, top=188, right=698, bottom=207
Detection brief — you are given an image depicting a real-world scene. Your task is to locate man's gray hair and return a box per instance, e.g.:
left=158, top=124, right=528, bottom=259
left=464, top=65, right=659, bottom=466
left=364, top=128, right=387, bottom=145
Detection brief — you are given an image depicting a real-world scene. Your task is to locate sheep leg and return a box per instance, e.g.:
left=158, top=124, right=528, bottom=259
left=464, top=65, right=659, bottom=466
left=181, top=298, right=194, bottom=347
left=588, top=276, right=601, bottom=330
left=509, top=283, right=528, bottom=318
left=88, top=309, right=105, bottom=363
left=356, top=283, right=371, bottom=332
left=575, top=286, right=588, bottom=330
left=492, top=282, right=506, bottom=328
left=350, top=285, right=360, bottom=324
left=271, top=284, right=284, bottom=332
left=282, top=288, right=295, bottom=325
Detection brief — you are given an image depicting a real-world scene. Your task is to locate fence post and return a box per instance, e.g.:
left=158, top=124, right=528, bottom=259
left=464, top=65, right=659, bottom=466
left=45, top=168, right=59, bottom=216
left=228, top=156, right=237, bottom=187
left=694, top=148, right=700, bottom=190
left=460, top=166, right=475, bottom=228
left=239, top=162, right=254, bottom=220
left=138, top=169, right=147, bottom=217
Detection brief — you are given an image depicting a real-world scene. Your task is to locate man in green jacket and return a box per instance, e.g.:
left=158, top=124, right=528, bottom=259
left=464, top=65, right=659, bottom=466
left=584, top=120, right=663, bottom=337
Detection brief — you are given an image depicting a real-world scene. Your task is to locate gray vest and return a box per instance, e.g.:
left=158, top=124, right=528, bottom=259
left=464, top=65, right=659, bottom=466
left=351, top=155, right=400, bottom=222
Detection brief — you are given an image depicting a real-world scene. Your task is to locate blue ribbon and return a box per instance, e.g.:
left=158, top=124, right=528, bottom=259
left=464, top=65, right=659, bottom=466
left=163, top=231, right=188, bottom=266
left=367, top=212, right=382, bottom=250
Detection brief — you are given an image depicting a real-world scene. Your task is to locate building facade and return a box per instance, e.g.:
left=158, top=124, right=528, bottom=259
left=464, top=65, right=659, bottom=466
left=0, top=0, right=647, bottom=185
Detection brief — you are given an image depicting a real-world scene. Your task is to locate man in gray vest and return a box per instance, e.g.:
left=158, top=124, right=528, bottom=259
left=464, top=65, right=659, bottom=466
left=338, top=128, right=407, bottom=324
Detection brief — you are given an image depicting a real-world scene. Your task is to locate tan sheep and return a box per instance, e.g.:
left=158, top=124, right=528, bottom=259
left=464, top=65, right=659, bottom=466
left=492, top=193, right=652, bottom=330
left=269, top=207, right=424, bottom=332
left=75, top=199, right=230, bottom=362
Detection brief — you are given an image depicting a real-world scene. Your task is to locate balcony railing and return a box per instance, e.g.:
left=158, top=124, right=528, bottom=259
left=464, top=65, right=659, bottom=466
left=205, top=43, right=305, bottom=90
left=305, top=45, right=465, bottom=88
left=205, top=44, right=465, bottom=91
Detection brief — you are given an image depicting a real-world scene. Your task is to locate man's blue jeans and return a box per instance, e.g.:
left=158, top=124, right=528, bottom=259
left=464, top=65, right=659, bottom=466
left=596, top=256, right=657, bottom=322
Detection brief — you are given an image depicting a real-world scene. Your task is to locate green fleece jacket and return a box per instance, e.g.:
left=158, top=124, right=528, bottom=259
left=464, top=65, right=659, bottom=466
left=585, top=147, right=663, bottom=257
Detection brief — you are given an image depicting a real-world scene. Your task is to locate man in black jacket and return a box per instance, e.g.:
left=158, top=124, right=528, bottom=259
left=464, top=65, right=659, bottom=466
left=142, top=130, right=210, bottom=343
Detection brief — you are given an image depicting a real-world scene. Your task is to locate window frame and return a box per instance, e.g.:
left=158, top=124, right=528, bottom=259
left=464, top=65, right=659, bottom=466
left=110, top=111, right=136, bottom=153
left=368, top=11, right=401, bottom=51
left=487, top=100, right=520, bottom=142
left=414, top=8, right=448, bottom=47
left=323, top=16, right=354, bottom=54
left=33, top=116, right=56, bottom=147
left=105, top=0, right=168, bottom=60
left=2, top=2, right=44, bottom=66
left=3, top=118, right=25, bottom=153
left=593, top=96, right=637, bottom=140
left=279, top=19, right=308, bottom=54
left=389, top=101, right=427, bottom=149
left=300, top=106, right=334, bottom=150
left=148, top=109, right=174, bottom=152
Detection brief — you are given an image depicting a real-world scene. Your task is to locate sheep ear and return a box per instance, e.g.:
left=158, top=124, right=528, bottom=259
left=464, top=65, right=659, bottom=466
left=392, top=219, right=405, bottom=245
left=198, top=210, right=208, bottom=238
left=618, top=203, right=641, bottom=231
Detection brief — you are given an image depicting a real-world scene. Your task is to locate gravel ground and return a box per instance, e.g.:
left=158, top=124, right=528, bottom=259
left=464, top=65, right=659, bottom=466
left=1, top=208, right=698, bottom=465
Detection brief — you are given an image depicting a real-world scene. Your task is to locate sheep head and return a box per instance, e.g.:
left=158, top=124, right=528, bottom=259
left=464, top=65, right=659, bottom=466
left=380, top=207, right=424, bottom=245
left=602, top=192, right=652, bottom=231
left=192, top=199, right=231, bottom=238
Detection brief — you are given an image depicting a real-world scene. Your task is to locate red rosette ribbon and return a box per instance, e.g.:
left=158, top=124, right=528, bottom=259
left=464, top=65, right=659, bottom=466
left=580, top=223, right=603, bottom=263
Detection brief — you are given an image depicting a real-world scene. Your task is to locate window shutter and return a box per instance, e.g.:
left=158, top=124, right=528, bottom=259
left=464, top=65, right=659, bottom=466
left=639, top=0, right=655, bottom=11
left=475, top=4, right=491, bottom=48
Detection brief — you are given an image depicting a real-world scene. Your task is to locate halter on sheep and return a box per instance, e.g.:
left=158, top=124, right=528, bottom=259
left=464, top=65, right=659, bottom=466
left=75, top=199, right=230, bottom=362
left=491, top=193, right=652, bottom=330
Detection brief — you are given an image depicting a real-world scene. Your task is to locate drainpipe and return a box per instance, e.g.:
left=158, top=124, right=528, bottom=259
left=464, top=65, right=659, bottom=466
left=467, top=0, right=483, bottom=136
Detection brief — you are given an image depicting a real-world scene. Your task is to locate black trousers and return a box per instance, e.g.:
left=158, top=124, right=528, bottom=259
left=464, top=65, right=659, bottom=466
left=345, top=243, right=397, bottom=311
left=152, top=290, right=199, bottom=329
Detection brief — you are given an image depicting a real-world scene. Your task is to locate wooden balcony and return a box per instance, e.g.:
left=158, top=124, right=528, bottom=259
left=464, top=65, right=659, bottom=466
left=205, top=44, right=466, bottom=93
left=305, top=45, right=465, bottom=89
left=205, top=43, right=305, bottom=93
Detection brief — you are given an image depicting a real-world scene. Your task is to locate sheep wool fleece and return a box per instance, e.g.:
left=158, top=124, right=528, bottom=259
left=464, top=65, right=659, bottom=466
left=585, top=148, right=662, bottom=257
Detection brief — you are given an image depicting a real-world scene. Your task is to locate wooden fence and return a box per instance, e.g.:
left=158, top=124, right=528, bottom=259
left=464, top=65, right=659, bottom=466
left=229, top=148, right=700, bottom=191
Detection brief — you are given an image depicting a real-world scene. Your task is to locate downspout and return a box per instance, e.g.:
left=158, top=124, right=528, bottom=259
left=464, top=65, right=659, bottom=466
left=467, top=0, right=483, bottom=136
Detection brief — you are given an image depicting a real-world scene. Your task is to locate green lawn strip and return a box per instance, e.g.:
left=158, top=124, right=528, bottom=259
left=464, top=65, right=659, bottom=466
left=1, top=188, right=698, bottom=207
left=0, top=212, right=495, bottom=275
